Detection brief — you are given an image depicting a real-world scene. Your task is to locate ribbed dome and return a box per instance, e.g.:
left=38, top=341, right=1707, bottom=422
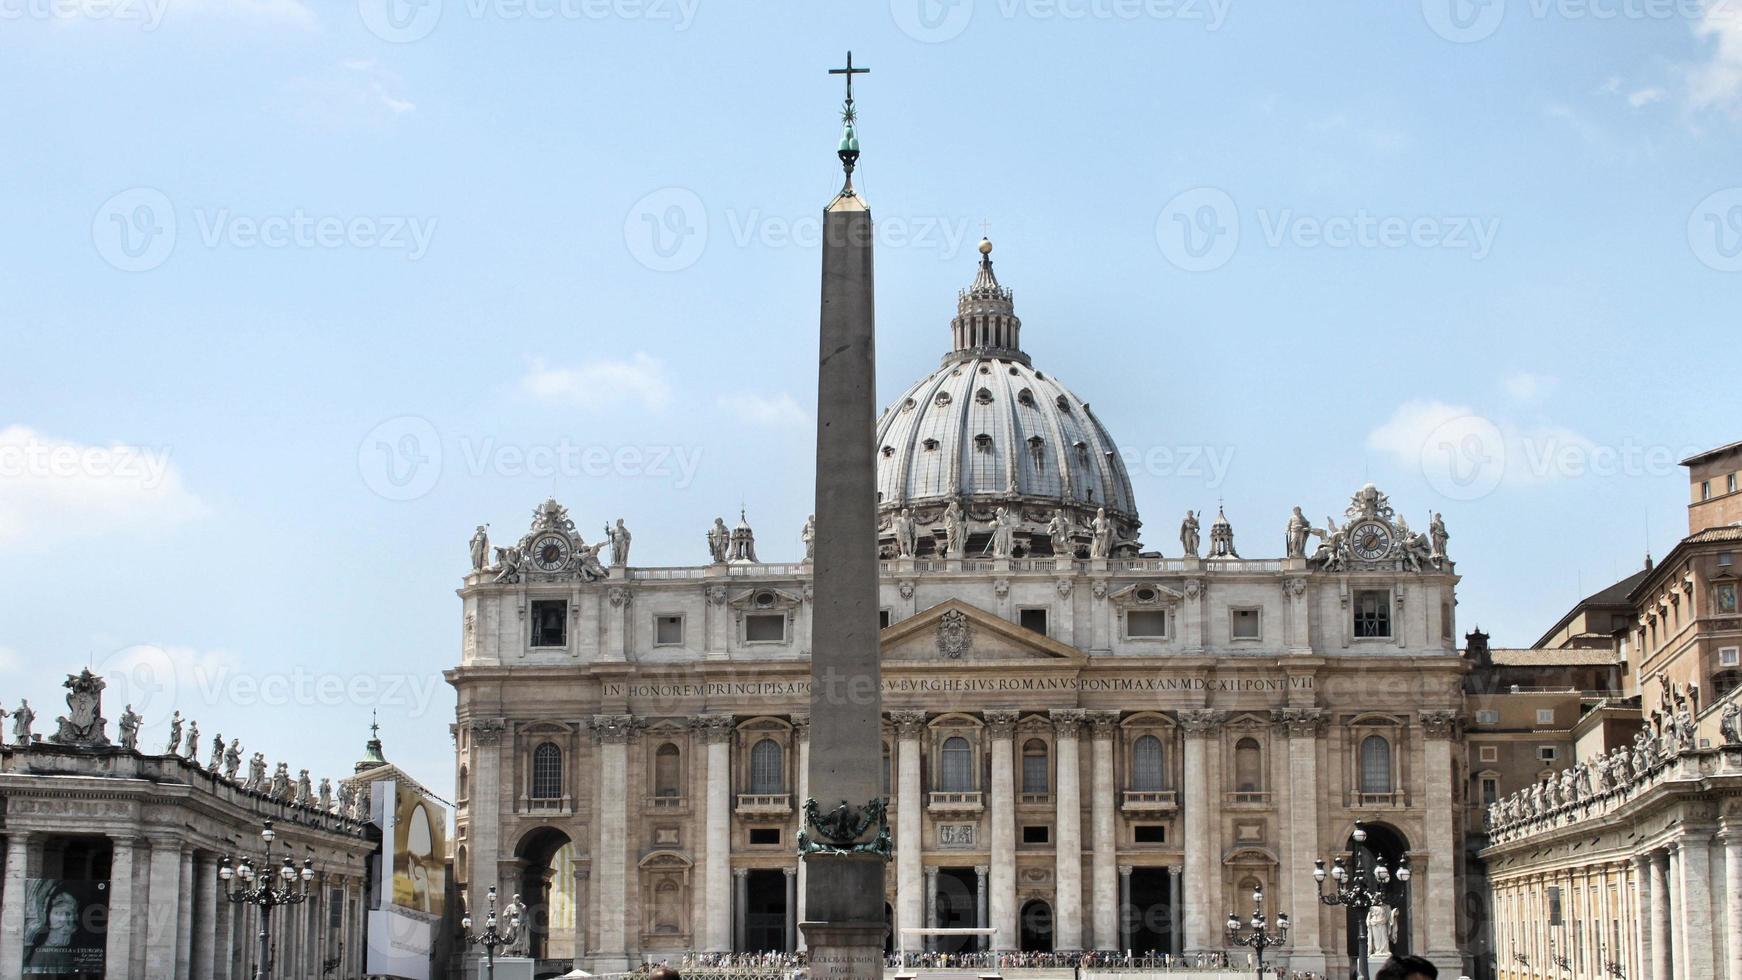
left=873, top=242, right=1140, bottom=559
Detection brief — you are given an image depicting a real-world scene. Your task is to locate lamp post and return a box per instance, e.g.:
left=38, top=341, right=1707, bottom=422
left=219, top=819, right=315, bottom=980
left=1225, top=885, right=1289, bottom=980
left=462, top=884, right=523, bottom=980
left=1313, top=821, right=1409, bottom=980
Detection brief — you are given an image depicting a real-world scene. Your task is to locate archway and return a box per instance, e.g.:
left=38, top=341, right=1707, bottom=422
left=514, top=826, right=575, bottom=961
left=1343, top=823, right=1412, bottom=963
left=1020, top=899, right=1054, bottom=952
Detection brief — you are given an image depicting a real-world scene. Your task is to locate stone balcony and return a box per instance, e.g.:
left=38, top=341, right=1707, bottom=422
left=1120, top=790, right=1178, bottom=813
left=734, top=793, right=791, bottom=817
left=1346, top=791, right=1409, bottom=809
left=927, top=791, right=985, bottom=815
left=1018, top=791, right=1053, bottom=806
left=1225, top=791, right=1271, bottom=807
left=646, top=794, right=688, bottom=813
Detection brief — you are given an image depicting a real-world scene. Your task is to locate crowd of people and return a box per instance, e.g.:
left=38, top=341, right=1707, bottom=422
left=631, top=949, right=1441, bottom=980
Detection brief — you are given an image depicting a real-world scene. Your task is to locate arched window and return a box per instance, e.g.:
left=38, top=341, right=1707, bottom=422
left=1132, top=735, right=1165, bottom=791
left=1234, top=738, right=1263, bottom=792
left=1360, top=735, right=1393, bottom=794
left=458, top=764, right=469, bottom=799
left=1021, top=739, right=1049, bottom=794
left=750, top=738, right=784, bottom=794
left=531, top=742, right=562, bottom=800
left=655, top=742, right=681, bottom=797
left=941, top=736, right=975, bottom=792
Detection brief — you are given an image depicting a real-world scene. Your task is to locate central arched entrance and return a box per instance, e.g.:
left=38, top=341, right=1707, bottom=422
left=514, top=826, right=575, bottom=961
left=1020, top=899, right=1054, bottom=952
left=1344, top=823, right=1412, bottom=963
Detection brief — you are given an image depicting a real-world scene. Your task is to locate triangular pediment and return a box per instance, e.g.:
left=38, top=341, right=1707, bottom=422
left=879, top=599, right=1086, bottom=665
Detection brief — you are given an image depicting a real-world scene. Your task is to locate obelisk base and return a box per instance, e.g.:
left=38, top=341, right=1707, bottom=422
left=800, top=922, right=886, bottom=980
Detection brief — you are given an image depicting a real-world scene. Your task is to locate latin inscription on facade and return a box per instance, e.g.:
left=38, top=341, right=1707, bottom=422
left=603, top=673, right=1313, bottom=702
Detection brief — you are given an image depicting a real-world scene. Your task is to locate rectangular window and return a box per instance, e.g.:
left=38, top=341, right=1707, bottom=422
left=1353, top=590, right=1391, bottom=638
left=1133, top=825, right=1166, bottom=844
left=1481, top=776, right=1498, bottom=806
left=1479, top=745, right=1498, bottom=763
left=1538, top=745, right=1558, bottom=762
left=1019, top=607, right=1049, bottom=636
left=654, top=615, right=684, bottom=646
left=1021, top=750, right=1049, bottom=794
left=1475, top=710, right=1500, bottom=726
left=1230, top=608, right=1261, bottom=640
left=1125, top=610, right=1167, bottom=638
left=1720, top=551, right=1735, bottom=567
left=1721, top=646, right=1741, bottom=667
left=1536, top=708, right=1556, bottom=725
left=749, top=828, right=781, bottom=846
left=879, top=608, right=892, bottom=629
left=1731, top=474, right=1739, bottom=494
left=745, top=614, right=786, bottom=643
left=1548, top=886, right=1563, bottom=926
left=1702, top=480, right=1713, bottom=501
left=530, top=600, right=567, bottom=647
left=1022, top=825, right=1050, bottom=844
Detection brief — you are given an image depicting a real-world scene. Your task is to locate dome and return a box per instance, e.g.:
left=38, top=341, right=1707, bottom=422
left=874, top=242, right=1140, bottom=559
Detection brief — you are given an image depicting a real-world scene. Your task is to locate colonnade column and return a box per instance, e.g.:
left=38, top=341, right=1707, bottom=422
left=1278, top=708, right=1325, bottom=971
left=572, top=867, right=589, bottom=969
left=1669, top=844, right=1686, bottom=977
left=1118, top=866, right=1133, bottom=953
left=1632, top=853, right=1652, bottom=980
left=107, top=836, right=137, bottom=978
left=793, top=715, right=810, bottom=951
left=176, top=844, right=195, bottom=977
left=697, top=714, right=735, bottom=953
left=1676, top=833, right=1715, bottom=976
left=194, top=853, right=218, bottom=979
left=1088, top=712, right=1118, bottom=952
left=985, top=710, right=1018, bottom=952
left=975, top=866, right=989, bottom=952
left=785, top=868, right=798, bottom=954
left=1179, top=709, right=1223, bottom=955
left=893, top=711, right=926, bottom=957
left=734, top=868, right=750, bottom=953
left=0, top=834, right=33, bottom=975
left=591, top=714, right=637, bottom=972
left=1051, top=709, right=1085, bottom=952
left=924, top=867, right=939, bottom=953
left=1649, top=849, right=1671, bottom=980
left=1723, top=826, right=1742, bottom=980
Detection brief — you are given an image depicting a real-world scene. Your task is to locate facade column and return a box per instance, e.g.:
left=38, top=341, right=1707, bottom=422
left=975, top=866, right=989, bottom=952
left=1278, top=708, right=1325, bottom=971
left=107, top=837, right=137, bottom=978
left=1633, top=853, right=1652, bottom=980
left=785, top=868, right=798, bottom=954
left=0, top=834, right=33, bottom=976
left=893, top=711, right=927, bottom=956
left=1087, top=711, right=1118, bottom=952
left=591, top=714, right=637, bottom=972
left=467, top=720, right=505, bottom=924
left=1669, top=844, right=1686, bottom=978
left=696, top=714, right=736, bottom=953
left=924, top=866, right=939, bottom=953
left=1676, top=834, right=1715, bottom=977
left=176, top=845, right=195, bottom=978
left=1179, top=710, right=1223, bottom=954
left=572, top=867, right=589, bottom=969
left=1650, top=850, right=1672, bottom=980
left=1118, top=866, right=1133, bottom=953
left=1169, top=866, right=1183, bottom=956
left=985, top=710, right=1019, bottom=952
left=143, top=834, right=183, bottom=979
left=1051, top=709, right=1085, bottom=952
left=1723, top=828, right=1742, bottom=980
left=1418, top=710, right=1461, bottom=971
left=734, top=868, right=750, bottom=953
left=792, top=715, right=810, bottom=951
left=194, top=853, right=218, bottom=980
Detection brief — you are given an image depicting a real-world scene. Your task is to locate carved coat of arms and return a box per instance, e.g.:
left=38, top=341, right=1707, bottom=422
left=936, top=609, right=973, bottom=659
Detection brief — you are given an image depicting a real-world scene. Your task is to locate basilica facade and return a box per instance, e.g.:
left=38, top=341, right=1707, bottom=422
left=446, top=245, right=1471, bottom=977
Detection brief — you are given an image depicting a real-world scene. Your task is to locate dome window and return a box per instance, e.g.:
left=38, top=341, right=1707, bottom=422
left=935, top=391, right=952, bottom=406
left=1027, top=435, right=1046, bottom=469
left=922, top=438, right=940, bottom=451
left=1008, top=366, right=1020, bottom=375
left=974, top=433, right=994, bottom=452
left=902, top=397, right=917, bottom=413
left=1074, top=441, right=1089, bottom=465
left=978, top=364, right=991, bottom=374
left=975, top=388, right=993, bottom=405
left=1056, top=395, right=1072, bottom=413
left=1017, top=388, right=1035, bottom=407
left=881, top=445, right=895, bottom=458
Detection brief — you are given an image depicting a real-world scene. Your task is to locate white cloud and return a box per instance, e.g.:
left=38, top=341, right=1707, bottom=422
left=0, top=425, right=204, bottom=550
left=1502, top=370, right=1558, bottom=402
left=1628, top=87, right=1668, bottom=108
left=716, top=392, right=810, bottom=429
left=1367, top=399, right=1605, bottom=496
left=284, top=60, right=416, bottom=130
left=1690, top=0, right=1742, bottom=115
left=520, top=354, right=672, bottom=412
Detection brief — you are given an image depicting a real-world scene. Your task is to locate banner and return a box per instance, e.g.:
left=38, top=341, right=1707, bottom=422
left=391, top=781, right=447, bottom=917
left=21, top=879, right=107, bottom=975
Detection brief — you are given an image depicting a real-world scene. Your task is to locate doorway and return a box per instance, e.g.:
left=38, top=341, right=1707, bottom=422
left=744, top=869, right=787, bottom=952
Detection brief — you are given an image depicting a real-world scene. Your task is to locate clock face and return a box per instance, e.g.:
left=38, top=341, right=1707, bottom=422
left=529, top=533, right=572, bottom=572
left=1350, top=521, right=1393, bottom=561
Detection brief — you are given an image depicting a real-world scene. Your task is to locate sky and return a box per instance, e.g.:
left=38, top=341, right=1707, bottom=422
left=3, top=0, right=1741, bottom=802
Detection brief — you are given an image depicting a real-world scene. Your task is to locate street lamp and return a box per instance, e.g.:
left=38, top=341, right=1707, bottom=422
left=219, top=819, right=315, bottom=980
left=462, top=885, right=523, bottom=980
left=1313, top=821, right=1409, bottom=980
left=1225, top=885, right=1289, bottom=980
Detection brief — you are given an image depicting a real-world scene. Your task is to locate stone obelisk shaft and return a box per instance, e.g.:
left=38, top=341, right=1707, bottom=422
left=800, top=187, right=884, bottom=980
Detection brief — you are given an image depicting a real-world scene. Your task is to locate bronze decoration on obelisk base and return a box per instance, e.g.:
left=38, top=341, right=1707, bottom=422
left=799, top=51, right=889, bottom=980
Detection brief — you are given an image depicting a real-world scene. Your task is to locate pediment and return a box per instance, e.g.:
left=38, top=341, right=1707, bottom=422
left=727, top=587, right=803, bottom=612
left=1106, top=582, right=1184, bottom=607
left=879, top=599, right=1086, bottom=665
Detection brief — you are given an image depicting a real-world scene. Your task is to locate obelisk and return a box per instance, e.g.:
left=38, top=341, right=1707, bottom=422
left=800, top=51, right=886, bottom=980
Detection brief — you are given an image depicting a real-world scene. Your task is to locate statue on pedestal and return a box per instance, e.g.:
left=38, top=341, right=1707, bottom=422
left=118, top=704, right=141, bottom=751
left=224, top=740, right=242, bottom=781
left=1048, top=510, right=1071, bottom=557
left=12, top=700, right=34, bottom=745
left=1721, top=701, right=1741, bottom=746
left=942, top=501, right=965, bottom=559
left=1284, top=506, right=1312, bottom=559
left=1090, top=507, right=1115, bottom=559
left=209, top=733, right=225, bottom=771
left=469, top=524, right=490, bottom=571
left=165, top=710, right=183, bottom=755
left=606, top=519, right=632, bottom=566
left=986, top=507, right=1017, bottom=559
left=1367, top=904, right=1396, bottom=958
left=892, top=508, right=918, bottom=558
left=183, top=721, right=200, bottom=760
left=1180, top=510, right=1200, bottom=558
left=707, top=517, right=730, bottom=563
left=1429, top=512, right=1450, bottom=562
left=801, top=514, right=816, bottom=562
left=318, top=777, right=333, bottom=811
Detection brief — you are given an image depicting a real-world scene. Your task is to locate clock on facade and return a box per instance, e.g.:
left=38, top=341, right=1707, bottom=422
left=529, top=532, right=572, bottom=572
left=1349, top=521, right=1393, bottom=561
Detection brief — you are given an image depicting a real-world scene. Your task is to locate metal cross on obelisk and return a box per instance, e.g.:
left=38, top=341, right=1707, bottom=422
left=800, top=51, right=887, bottom=980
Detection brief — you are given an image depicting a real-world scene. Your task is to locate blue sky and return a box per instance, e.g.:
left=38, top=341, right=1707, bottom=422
left=3, top=0, right=1741, bottom=799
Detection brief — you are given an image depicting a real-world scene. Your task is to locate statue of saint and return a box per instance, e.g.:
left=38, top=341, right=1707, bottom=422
left=707, top=517, right=730, bottom=563
left=1722, top=701, right=1742, bottom=746
left=1429, top=512, right=1449, bottom=561
left=224, top=739, right=242, bottom=781
left=12, top=699, right=34, bottom=745
left=119, top=704, right=141, bottom=751
left=209, top=733, right=225, bottom=771
left=318, top=777, right=333, bottom=811
left=942, top=501, right=965, bottom=559
left=469, top=524, right=490, bottom=571
left=1367, top=904, right=1395, bottom=958
left=1048, top=511, right=1071, bottom=557
left=801, top=514, right=816, bottom=562
left=1090, top=507, right=1115, bottom=559
left=987, top=507, right=1017, bottom=558
left=607, top=519, right=632, bottom=566
left=892, top=508, right=918, bottom=558
left=165, top=710, right=183, bottom=755
left=183, top=720, right=200, bottom=760
left=1180, top=510, right=1200, bottom=558
left=1284, top=506, right=1312, bottom=559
